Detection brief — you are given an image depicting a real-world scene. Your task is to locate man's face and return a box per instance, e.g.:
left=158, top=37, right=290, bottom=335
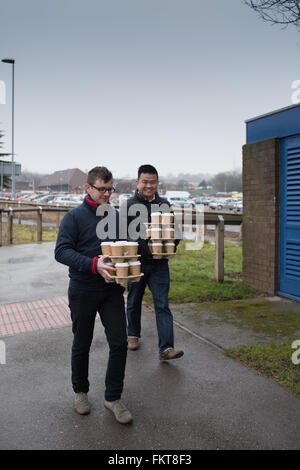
left=136, top=172, right=158, bottom=200
left=85, top=178, right=114, bottom=205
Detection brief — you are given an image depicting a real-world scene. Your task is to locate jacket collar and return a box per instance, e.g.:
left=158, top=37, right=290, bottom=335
left=84, top=194, right=98, bottom=210
left=135, top=189, right=160, bottom=204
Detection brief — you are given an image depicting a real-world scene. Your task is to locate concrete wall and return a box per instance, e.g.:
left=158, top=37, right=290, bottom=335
left=242, top=137, right=280, bottom=295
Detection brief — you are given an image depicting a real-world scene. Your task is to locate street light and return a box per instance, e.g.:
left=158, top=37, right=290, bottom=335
left=1, top=58, right=15, bottom=199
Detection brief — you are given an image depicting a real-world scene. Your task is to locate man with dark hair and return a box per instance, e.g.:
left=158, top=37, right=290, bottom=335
left=55, top=166, right=132, bottom=424
left=124, top=164, right=184, bottom=360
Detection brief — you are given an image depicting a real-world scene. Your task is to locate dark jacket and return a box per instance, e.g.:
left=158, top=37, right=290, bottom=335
left=55, top=195, right=121, bottom=290
left=121, top=189, right=180, bottom=264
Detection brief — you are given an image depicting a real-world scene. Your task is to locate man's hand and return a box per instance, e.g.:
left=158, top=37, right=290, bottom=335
left=97, top=255, right=116, bottom=281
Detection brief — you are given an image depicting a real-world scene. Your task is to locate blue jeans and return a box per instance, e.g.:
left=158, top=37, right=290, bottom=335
left=126, top=261, right=174, bottom=354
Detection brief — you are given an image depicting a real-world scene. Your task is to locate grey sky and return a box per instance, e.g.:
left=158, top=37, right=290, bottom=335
left=0, top=0, right=299, bottom=179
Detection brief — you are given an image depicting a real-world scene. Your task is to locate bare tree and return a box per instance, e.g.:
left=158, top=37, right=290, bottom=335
left=244, top=0, right=300, bottom=29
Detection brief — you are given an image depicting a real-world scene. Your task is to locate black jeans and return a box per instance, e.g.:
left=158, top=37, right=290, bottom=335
left=68, top=284, right=127, bottom=401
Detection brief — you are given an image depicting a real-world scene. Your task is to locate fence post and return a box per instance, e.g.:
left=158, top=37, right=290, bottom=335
left=18, top=200, right=21, bottom=224
left=238, top=222, right=243, bottom=242
left=37, top=206, right=42, bottom=242
left=56, top=210, right=60, bottom=228
left=0, top=209, right=2, bottom=247
left=215, top=215, right=224, bottom=282
left=8, top=207, right=13, bottom=244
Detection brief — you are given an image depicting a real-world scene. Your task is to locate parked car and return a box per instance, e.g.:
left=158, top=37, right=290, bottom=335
left=24, top=193, right=42, bottom=201
left=33, top=194, right=58, bottom=204
left=168, top=197, right=196, bottom=209
left=49, top=195, right=81, bottom=206
left=209, top=198, right=228, bottom=210
left=192, top=196, right=211, bottom=206
left=231, top=201, right=243, bottom=212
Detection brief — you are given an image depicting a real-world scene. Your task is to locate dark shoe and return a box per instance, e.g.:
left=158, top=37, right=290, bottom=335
left=128, top=337, right=139, bottom=351
left=159, top=348, right=184, bottom=361
left=104, top=399, right=133, bottom=424
left=74, top=392, right=91, bottom=415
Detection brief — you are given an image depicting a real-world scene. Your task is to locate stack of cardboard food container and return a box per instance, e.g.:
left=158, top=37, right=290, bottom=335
left=146, top=212, right=176, bottom=259
left=99, top=241, right=143, bottom=284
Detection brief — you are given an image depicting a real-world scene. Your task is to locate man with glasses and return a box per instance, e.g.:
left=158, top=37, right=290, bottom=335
left=124, top=164, right=184, bottom=361
left=55, top=166, right=132, bottom=424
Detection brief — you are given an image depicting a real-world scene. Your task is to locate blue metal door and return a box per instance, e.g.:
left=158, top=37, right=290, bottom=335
left=279, top=135, right=300, bottom=300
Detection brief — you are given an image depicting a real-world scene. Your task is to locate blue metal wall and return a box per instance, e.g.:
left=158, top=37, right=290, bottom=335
left=246, top=103, right=300, bottom=300
left=278, top=135, right=300, bottom=301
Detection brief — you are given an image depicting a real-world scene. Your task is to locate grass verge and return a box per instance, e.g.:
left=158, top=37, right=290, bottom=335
left=144, top=240, right=254, bottom=303
left=225, top=339, right=300, bottom=397
left=2, top=223, right=59, bottom=244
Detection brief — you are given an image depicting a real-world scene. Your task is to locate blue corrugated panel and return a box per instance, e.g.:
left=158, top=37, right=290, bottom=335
left=279, top=135, right=300, bottom=299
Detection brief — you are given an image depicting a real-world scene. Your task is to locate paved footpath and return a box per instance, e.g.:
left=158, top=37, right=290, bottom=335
left=0, top=242, right=300, bottom=450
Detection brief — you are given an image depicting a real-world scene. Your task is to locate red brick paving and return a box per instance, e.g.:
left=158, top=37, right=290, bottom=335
left=0, top=296, right=72, bottom=337
left=0, top=295, right=137, bottom=338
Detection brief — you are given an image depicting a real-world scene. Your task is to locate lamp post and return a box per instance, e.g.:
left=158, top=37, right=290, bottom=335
left=1, top=58, right=15, bottom=199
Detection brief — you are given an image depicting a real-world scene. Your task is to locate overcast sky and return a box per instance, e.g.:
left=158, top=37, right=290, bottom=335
left=0, top=0, right=299, bottom=179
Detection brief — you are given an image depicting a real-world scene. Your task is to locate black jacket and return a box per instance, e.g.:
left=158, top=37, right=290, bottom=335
left=55, top=195, right=122, bottom=290
left=120, top=190, right=180, bottom=264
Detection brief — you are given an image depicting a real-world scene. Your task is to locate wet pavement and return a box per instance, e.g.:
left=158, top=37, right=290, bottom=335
left=0, top=242, right=300, bottom=450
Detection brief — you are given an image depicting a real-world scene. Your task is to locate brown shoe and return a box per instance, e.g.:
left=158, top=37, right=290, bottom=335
left=159, top=348, right=184, bottom=361
left=128, top=337, right=139, bottom=351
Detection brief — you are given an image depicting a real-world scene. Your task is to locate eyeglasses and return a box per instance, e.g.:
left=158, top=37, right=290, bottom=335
left=90, top=185, right=115, bottom=194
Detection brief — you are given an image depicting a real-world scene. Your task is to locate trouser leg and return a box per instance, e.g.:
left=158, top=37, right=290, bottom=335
left=68, top=288, right=97, bottom=393
left=148, top=263, right=174, bottom=354
left=99, top=287, right=128, bottom=401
